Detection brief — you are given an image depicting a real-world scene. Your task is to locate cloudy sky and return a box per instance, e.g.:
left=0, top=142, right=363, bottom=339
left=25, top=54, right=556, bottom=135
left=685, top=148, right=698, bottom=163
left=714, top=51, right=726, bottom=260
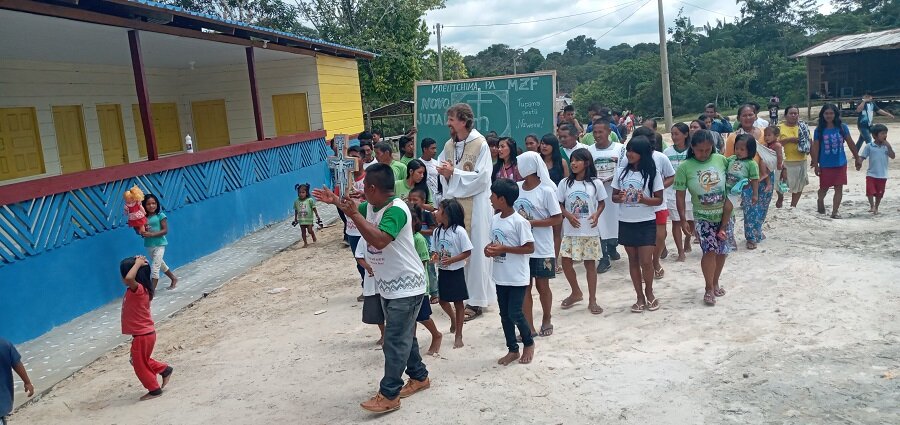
left=422, top=0, right=833, bottom=56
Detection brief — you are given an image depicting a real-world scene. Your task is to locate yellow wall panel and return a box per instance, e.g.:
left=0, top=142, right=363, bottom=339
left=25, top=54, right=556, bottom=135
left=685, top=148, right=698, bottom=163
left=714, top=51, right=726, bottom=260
left=316, top=56, right=364, bottom=139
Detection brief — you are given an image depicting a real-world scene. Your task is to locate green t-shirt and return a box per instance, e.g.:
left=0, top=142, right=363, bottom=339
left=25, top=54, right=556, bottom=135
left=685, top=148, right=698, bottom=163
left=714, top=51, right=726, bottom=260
left=144, top=212, right=168, bottom=247
left=294, top=197, right=316, bottom=225
left=674, top=154, right=730, bottom=222
left=580, top=132, right=620, bottom=146
left=390, top=161, right=408, bottom=182
left=358, top=198, right=408, bottom=239
left=399, top=156, right=415, bottom=165
left=725, top=156, right=760, bottom=190
left=413, top=232, right=430, bottom=262
left=394, top=179, right=431, bottom=203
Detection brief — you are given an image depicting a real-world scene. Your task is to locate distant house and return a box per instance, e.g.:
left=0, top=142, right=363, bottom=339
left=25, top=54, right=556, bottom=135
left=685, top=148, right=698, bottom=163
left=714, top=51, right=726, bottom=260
left=792, top=28, right=900, bottom=114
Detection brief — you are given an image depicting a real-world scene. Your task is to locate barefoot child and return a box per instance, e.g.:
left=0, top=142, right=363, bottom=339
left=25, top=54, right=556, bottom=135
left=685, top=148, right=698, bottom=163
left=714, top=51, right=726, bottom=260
left=409, top=203, right=443, bottom=355
left=485, top=178, right=536, bottom=365
left=140, top=194, right=178, bottom=290
left=856, top=124, right=894, bottom=215
left=513, top=152, right=562, bottom=337
left=611, top=136, right=665, bottom=313
left=812, top=103, right=859, bottom=219
left=664, top=123, right=694, bottom=261
left=355, top=239, right=384, bottom=345
left=556, top=149, right=607, bottom=314
left=431, top=199, right=473, bottom=349
left=1, top=337, right=34, bottom=424
left=119, top=256, right=174, bottom=401
left=313, top=164, right=430, bottom=413
left=292, top=183, right=321, bottom=247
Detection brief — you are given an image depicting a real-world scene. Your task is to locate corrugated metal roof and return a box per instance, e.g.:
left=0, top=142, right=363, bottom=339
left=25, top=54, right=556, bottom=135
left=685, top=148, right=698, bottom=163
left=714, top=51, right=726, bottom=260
left=125, top=0, right=375, bottom=58
left=792, top=28, right=900, bottom=58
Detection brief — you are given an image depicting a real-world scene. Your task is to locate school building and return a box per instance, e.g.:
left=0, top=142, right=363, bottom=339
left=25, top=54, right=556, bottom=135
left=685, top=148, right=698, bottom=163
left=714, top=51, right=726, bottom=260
left=0, top=0, right=373, bottom=343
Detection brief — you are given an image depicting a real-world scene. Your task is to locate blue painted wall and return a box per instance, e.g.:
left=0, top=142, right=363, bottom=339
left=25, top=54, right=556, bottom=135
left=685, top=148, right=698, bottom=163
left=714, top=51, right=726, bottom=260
left=0, top=139, right=329, bottom=343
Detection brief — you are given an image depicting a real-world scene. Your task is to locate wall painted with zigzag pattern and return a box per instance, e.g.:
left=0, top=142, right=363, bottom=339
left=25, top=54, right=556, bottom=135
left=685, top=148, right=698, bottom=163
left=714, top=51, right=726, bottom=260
left=0, top=137, right=329, bottom=343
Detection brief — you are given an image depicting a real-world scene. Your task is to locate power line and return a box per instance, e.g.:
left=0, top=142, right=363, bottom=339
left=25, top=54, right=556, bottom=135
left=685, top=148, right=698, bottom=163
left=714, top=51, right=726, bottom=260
left=517, top=0, right=646, bottom=49
left=443, top=2, right=642, bottom=28
left=593, top=0, right=653, bottom=43
left=679, top=1, right=738, bottom=20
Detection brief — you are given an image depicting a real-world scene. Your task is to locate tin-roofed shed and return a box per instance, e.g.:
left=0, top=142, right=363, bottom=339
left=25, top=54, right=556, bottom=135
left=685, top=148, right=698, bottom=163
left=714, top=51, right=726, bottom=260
left=792, top=28, right=900, bottom=115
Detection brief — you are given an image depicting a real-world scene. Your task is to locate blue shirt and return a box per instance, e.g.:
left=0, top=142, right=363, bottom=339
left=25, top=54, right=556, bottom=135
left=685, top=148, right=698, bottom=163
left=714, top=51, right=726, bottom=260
left=711, top=119, right=733, bottom=134
left=815, top=124, right=851, bottom=168
left=860, top=142, right=890, bottom=179
left=1, top=337, right=22, bottom=416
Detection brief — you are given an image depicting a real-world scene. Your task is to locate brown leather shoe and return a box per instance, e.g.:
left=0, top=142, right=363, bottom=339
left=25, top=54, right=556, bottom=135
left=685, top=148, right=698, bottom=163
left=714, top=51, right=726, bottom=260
left=398, top=377, right=431, bottom=398
left=360, top=392, right=400, bottom=413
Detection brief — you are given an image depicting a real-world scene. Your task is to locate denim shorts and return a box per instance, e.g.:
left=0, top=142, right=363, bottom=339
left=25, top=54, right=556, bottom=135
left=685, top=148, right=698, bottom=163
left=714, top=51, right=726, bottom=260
left=529, top=257, right=556, bottom=279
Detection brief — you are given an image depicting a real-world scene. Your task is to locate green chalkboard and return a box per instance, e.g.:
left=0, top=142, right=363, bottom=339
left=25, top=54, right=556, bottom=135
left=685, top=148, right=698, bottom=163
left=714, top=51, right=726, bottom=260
left=414, top=71, right=556, bottom=154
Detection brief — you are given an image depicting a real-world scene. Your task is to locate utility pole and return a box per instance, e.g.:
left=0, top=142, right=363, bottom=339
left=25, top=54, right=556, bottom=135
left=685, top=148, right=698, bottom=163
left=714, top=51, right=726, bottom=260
left=657, top=0, right=673, bottom=129
left=513, top=55, right=517, bottom=75
left=436, top=23, right=444, bottom=81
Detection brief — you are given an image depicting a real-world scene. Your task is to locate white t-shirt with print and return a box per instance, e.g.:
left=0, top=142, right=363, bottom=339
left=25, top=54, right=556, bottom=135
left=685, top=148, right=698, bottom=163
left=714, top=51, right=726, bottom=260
left=556, top=179, right=608, bottom=237
left=345, top=177, right=366, bottom=237
left=430, top=225, right=473, bottom=271
left=611, top=168, right=664, bottom=223
left=663, top=146, right=692, bottom=211
left=585, top=142, right=625, bottom=183
left=489, top=212, right=535, bottom=287
left=419, top=157, right=440, bottom=204
left=513, top=182, right=562, bottom=259
left=354, top=239, right=377, bottom=296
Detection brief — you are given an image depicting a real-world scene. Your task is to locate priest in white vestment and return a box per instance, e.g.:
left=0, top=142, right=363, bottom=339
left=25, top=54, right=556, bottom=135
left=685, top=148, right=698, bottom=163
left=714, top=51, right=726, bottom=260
left=436, top=104, right=494, bottom=318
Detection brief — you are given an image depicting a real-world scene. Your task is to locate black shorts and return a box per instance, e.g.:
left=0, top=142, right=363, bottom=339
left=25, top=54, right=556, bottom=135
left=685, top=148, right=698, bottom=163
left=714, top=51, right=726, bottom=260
left=415, top=294, right=432, bottom=322
left=618, top=220, right=657, bottom=247
left=437, top=268, right=468, bottom=302
left=529, top=257, right=556, bottom=279
left=362, top=295, right=384, bottom=324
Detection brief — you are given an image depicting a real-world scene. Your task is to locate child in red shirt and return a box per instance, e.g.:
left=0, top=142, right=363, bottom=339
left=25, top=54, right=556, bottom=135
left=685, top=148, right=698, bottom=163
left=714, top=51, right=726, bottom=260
left=120, top=256, right=173, bottom=400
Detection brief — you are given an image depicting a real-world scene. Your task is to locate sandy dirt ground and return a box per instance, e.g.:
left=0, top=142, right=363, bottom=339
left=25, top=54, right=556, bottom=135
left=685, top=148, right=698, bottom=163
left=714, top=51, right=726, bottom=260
left=12, top=123, right=900, bottom=425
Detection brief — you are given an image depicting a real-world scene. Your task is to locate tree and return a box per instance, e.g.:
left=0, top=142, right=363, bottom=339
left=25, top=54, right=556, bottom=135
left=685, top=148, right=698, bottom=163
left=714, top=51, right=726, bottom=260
left=165, top=0, right=304, bottom=31
left=463, top=44, right=518, bottom=77
left=296, top=0, right=445, bottom=107
left=421, top=47, right=468, bottom=81
left=694, top=48, right=757, bottom=109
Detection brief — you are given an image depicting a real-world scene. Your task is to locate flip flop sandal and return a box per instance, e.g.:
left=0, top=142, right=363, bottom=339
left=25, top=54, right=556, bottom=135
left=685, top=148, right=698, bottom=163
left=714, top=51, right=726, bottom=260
left=429, top=296, right=440, bottom=305
left=654, top=267, right=665, bottom=279
left=646, top=298, right=660, bottom=311
left=831, top=213, right=843, bottom=219
left=589, top=304, right=604, bottom=315
left=704, top=291, right=717, bottom=306
left=714, top=287, right=726, bottom=297
left=463, top=306, right=483, bottom=322
left=630, top=303, right=645, bottom=313
left=660, top=248, right=668, bottom=259
left=539, top=323, right=554, bottom=337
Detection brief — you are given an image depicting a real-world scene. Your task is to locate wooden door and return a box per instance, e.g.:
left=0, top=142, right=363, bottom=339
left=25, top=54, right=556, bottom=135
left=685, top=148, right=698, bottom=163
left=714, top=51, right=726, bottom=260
left=133, top=103, right=183, bottom=156
left=96, top=104, right=128, bottom=166
left=0, top=107, right=45, bottom=181
left=191, top=99, right=231, bottom=150
left=272, top=93, right=310, bottom=136
left=52, top=105, right=91, bottom=174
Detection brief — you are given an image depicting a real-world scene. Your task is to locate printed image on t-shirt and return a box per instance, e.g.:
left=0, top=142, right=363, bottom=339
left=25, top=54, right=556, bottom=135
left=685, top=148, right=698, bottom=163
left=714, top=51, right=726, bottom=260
left=697, top=168, right=724, bottom=206
left=436, top=237, right=453, bottom=263
left=619, top=174, right=645, bottom=206
left=594, top=158, right=618, bottom=181
left=491, top=229, right=509, bottom=261
left=822, top=129, right=844, bottom=156
left=727, top=160, right=747, bottom=187
left=513, top=198, right=536, bottom=221
left=567, top=191, right=591, bottom=215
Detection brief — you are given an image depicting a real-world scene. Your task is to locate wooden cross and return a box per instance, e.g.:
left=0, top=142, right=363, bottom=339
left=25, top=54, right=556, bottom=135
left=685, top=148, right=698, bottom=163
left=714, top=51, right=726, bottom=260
left=328, top=134, right=358, bottom=198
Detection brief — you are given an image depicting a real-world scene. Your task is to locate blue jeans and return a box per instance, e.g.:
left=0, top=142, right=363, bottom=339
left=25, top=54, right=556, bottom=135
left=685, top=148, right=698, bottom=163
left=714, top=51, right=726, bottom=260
left=379, top=294, right=428, bottom=399
left=347, top=235, right=365, bottom=287
left=496, top=285, right=533, bottom=352
left=857, top=124, right=872, bottom=151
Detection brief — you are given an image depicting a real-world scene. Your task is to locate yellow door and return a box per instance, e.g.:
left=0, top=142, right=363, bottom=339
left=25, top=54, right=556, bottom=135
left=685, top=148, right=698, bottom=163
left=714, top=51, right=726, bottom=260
left=191, top=99, right=231, bottom=150
left=132, top=103, right=182, bottom=156
left=96, top=104, right=128, bottom=166
left=52, top=105, right=91, bottom=174
left=0, top=107, right=45, bottom=181
left=272, top=93, right=310, bottom=136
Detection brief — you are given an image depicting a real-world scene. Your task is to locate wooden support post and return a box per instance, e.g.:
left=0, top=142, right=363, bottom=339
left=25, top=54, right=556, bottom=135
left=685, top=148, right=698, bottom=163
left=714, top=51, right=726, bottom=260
left=128, top=30, right=158, bottom=160
left=246, top=47, right=265, bottom=141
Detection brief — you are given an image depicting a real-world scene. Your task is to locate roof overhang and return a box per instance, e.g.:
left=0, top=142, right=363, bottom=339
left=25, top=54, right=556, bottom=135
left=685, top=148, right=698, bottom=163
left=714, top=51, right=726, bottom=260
left=0, top=0, right=375, bottom=60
